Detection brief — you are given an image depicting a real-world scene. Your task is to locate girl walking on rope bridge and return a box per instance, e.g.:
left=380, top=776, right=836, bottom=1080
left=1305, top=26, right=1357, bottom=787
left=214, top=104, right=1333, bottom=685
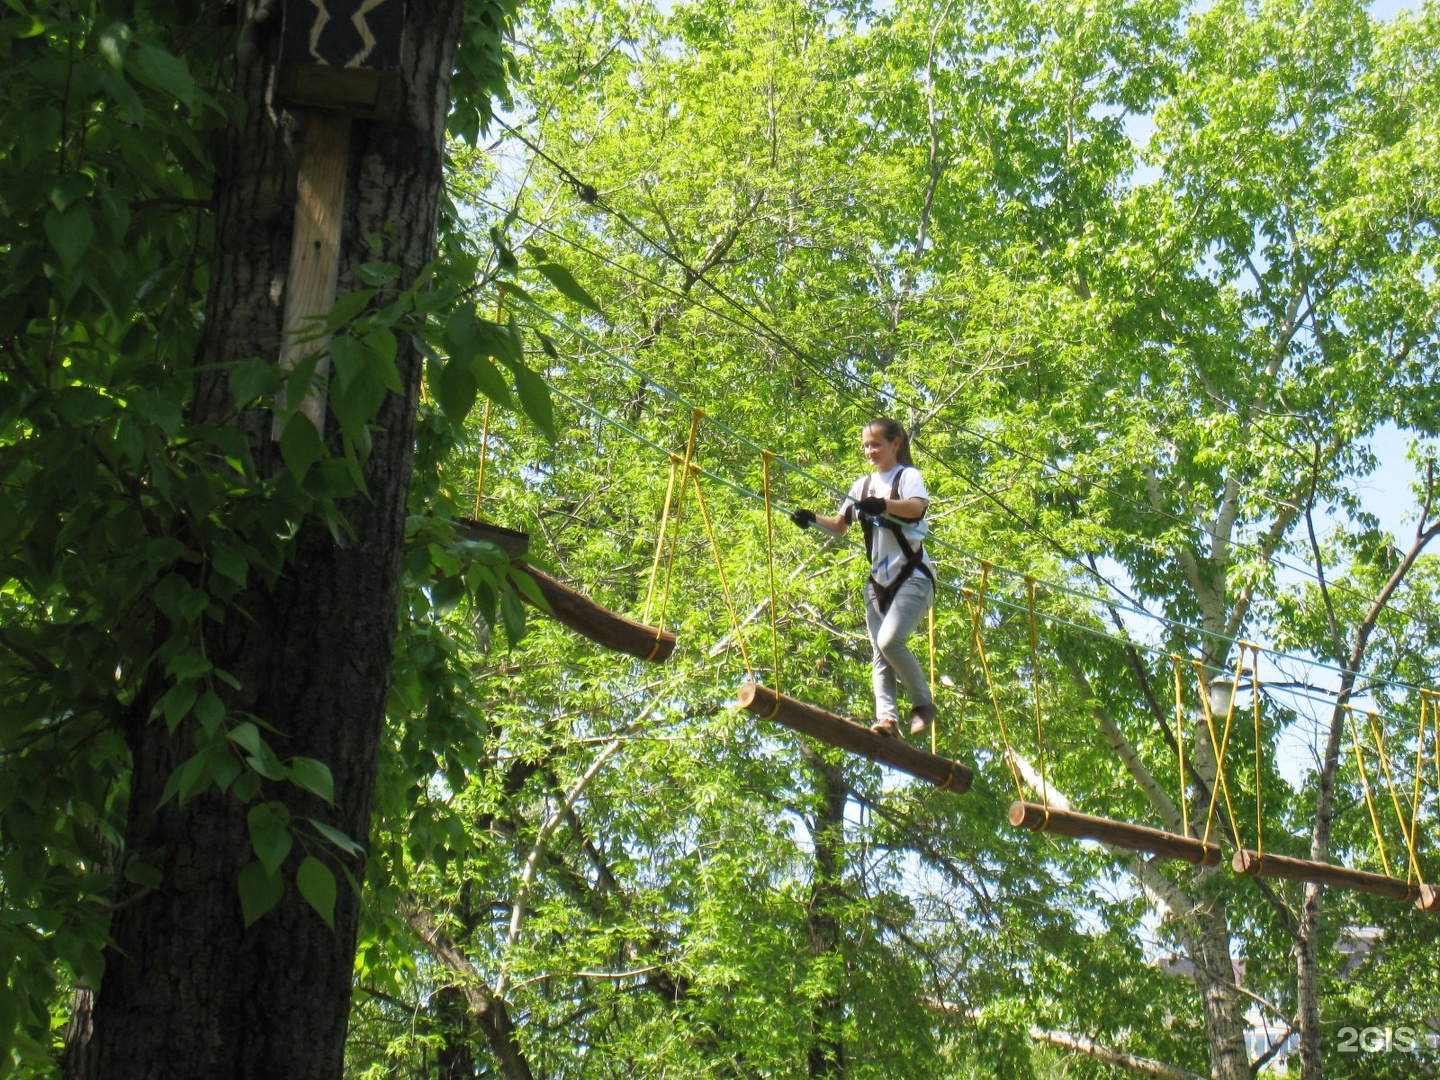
left=791, top=418, right=937, bottom=739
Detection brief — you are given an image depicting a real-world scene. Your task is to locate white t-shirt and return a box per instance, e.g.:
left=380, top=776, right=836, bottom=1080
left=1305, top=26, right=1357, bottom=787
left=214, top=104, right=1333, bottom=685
left=840, top=465, right=934, bottom=587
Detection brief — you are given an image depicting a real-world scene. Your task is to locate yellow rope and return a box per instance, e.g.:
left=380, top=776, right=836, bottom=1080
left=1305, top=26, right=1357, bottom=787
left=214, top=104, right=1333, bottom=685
left=642, top=456, right=680, bottom=625
left=1367, top=709, right=1422, bottom=884
left=643, top=409, right=703, bottom=639
left=690, top=464, right=753, bottom=678
left=928, top=604, right=938, bottom=755
left=1250, top=644, right=1263, bottom=858
left=761, top=451, right=781, bottom=694
left=471, top=291, right=507, bottom=519
left=1348, top=706, right=1395, bottom=879
left=656, top=410, right=704, bottom=633
left=472, top=399, right=492, bottom=519
left=1195, top=656, right=1243, bottom=853
left=1027, top=577, right=1050, bottom=811
left=1172, top=655, right=1189, bottom=837
left=1411, top=692, right=1434, bottom=885
left=965, top=566, right=1023, bottom=799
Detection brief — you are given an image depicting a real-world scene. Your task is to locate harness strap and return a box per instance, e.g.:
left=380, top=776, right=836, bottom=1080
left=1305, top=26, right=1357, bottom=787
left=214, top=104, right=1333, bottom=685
left=858, top=467, right=930, bottom=614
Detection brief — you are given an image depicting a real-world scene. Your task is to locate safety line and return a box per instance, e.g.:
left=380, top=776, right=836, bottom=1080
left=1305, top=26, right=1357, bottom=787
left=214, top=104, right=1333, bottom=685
left=540, top=372, right=1421, bottom=707
left=471, top=192, right=1413, bottom=624
left=509, top=290, right=1431, bottom=700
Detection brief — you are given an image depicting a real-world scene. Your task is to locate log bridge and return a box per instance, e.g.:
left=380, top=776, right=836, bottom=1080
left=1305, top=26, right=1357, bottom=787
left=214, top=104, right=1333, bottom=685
left=1008, top=802, right=1221, bottom=867
left=737, top=683, right=972, bottom=792
left=454, top=518, right=675, bottom=663
left=1232, top=849, right=1434, bottom=906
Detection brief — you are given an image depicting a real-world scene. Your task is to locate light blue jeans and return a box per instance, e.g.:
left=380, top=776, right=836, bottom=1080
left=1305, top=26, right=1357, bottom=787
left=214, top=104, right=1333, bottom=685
left=864, top=574, right=934, bottom=722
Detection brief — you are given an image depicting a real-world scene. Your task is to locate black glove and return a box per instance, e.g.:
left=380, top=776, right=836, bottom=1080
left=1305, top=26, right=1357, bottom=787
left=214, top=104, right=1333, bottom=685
left=855, top=496, right=887, bottom=516
left=790, top=507, right=816, bottom=529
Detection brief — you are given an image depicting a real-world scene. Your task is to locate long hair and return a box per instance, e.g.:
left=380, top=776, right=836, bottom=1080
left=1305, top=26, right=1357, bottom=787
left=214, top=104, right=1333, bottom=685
left=866, top=417, right=914, bottom=467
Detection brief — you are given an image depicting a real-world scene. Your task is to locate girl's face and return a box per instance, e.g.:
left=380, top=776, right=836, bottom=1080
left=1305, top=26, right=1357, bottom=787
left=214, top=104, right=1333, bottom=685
left=861, top=426, right=901, bottom=471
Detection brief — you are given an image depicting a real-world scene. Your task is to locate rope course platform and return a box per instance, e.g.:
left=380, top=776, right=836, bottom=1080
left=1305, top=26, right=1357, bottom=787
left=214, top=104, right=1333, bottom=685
left=455, top=518, right=676, bottom=663
left=1230, top=850, right=1428, bottom=905
left=1008, top=802, right=1222, bottom=867
left=737, top=683, right=972, bottom=792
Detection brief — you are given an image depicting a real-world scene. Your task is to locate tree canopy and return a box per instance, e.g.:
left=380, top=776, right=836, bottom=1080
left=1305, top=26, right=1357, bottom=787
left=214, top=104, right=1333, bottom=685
left=3, top=0, right=1440, bottom=1077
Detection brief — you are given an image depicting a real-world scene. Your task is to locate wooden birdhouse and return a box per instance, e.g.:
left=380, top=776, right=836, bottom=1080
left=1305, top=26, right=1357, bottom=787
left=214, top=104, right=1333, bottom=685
left=272, top=0, right=406, bottom=120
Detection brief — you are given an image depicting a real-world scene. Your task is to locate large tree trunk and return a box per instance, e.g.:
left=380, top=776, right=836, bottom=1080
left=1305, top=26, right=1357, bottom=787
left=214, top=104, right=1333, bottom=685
left=78, top=4, right=466, bottom=1077
left=805, top=752, right=849, bottom=1079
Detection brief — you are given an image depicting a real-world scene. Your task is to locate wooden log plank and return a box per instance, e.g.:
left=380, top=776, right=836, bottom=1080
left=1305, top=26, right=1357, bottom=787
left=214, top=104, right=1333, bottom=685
left=1231, top=849, right=1423, bottom=903
left=737, top=683, right=972, bottom=793
left=517, top=564, right=675, bottom=663
left=1418, top=885, right=1439, bottom=913
left=452, top=517, right=529, bottom=559
left=272, top=112, right=351, bottom=439
left=1008, top=802, right=1221, bottom=867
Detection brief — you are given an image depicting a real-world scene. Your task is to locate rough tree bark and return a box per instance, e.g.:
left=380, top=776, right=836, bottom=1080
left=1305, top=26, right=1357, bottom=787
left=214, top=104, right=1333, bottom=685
left=77, top=3, right=468, bottom=1077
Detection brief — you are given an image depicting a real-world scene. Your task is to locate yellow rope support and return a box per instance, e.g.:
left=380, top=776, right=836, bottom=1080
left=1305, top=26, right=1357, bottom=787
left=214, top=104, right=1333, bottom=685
left=1250, top=644, right=1263, bottom=858
left=1172, top=655, right=1189, bottom=837
left=761, top=451, right=781, bottom=696
left=642, top=409, right=703, bottom=639
left=928, top=604, right=938, bottom=755
left=965, top=566, right=1024, bottom=800
left=1367, top=709, right=1422, bottom=885
left=1411, top=692, right=1434, bottom=883
left=689, top=464, right=754, bottom=679
left=653, top=409, right=704, bottom=635
left=472, top=400, right=492, bottom=519
left=1195, top=656, right=1243, bottom=853
left=642, top=456, right=680, bottom=625
left=472, top=291, right=506, bottom=519
left=1348, top=706, right=1395, bottom=880
left=1027, top=577, right=1050, bottom=811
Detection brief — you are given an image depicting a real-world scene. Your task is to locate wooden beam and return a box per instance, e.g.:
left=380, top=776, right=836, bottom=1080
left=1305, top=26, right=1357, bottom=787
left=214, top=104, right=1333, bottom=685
left=1008, top=802, right=1221, bottom=867
left=453, top=517, right=529, bottom=559
left=516, top=564, right=675, bottom=663
left=1418, top=884, right=1439, bottom=913
left=737, top=683, right=972, bottom=792
left=272, top=111, right=351, bottom=439
left=1231, top=849, right=1423, bottom=903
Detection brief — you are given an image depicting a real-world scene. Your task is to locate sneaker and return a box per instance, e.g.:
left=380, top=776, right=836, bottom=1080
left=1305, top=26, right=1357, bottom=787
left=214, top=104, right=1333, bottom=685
left=870, top=718, right=900, bottom=738
left=909, top=702, right=937, bottom=736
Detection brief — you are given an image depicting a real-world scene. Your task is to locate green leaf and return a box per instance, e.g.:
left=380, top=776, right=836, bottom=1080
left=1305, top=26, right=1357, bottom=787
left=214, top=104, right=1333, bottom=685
left=356, top=261, right=402, bottom=285
left=500, top=583, right=527, bottom=646
left=329, top=335, right=375, bottom=393
left=247, top=801, right=293, bottom=876
left=230, top=357, right=277, bottom=407
left=194, top=691, right=225, bottom=734
left=470, top=354, right=514, bottom=408
left=45, top=203, right=94, bottom=274
left=533, top=262, right=601, bottom=311
left=123, top=858, right=163, bottom=890
left=296, top=856, right=337, bottom=928
left=211, top=545, right=250, bottom=587
left=132, top=41, right=195, bottom=105
left=238, top=860, right=284, bottom=927
left=511, top=362, right=554, bottom=440
left=279, top=413, right=325, bottom=481
left=288, top=756, right=334, bottom=803
left=437, top=358, right=477, bottom=425
left=166, top=652, right=212, bottom=680
left=325, top=289, right=376, bottom=332
left=157, top=681, right=198, bottom=732
left=309, top=819, right=365, bottom=857
left=226, top=721, right=263, bottom=756
left=509, top=566, right=550, bottom=612
left=245, top=752, right=289, bottom=782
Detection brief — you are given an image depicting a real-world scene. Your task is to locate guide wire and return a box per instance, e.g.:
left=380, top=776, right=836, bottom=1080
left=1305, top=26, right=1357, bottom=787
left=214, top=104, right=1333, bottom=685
left=472, top=188, right=1418, bottom=627
left=508, top=289, right=1430, bottom=701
